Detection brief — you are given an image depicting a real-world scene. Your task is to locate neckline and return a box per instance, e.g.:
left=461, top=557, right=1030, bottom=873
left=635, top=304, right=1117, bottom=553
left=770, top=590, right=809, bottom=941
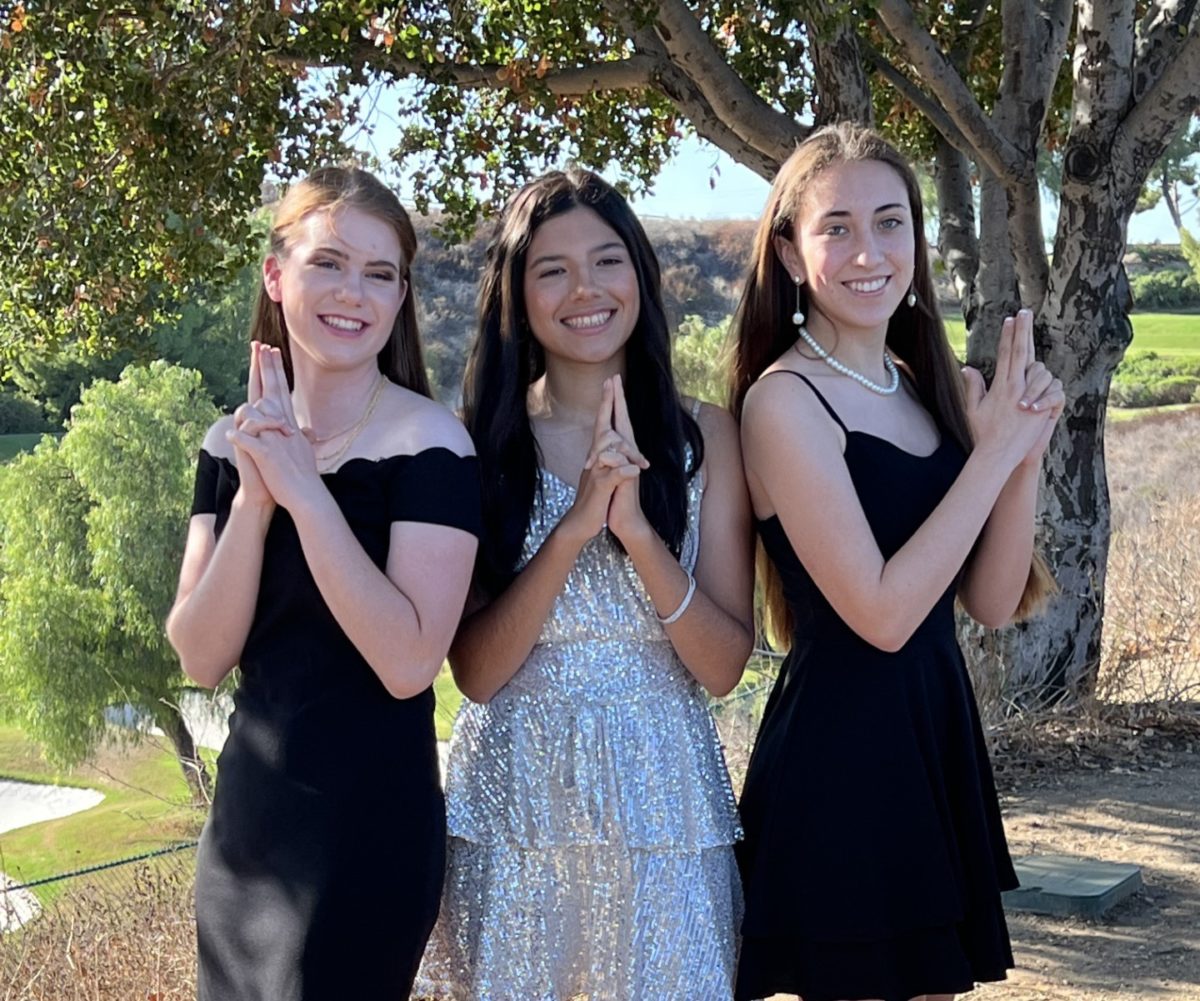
left=844, top=428, right=946, bottom=460
left=538, top=465, right=578, bottom=492
left=202, top=446, right=473, bottom=478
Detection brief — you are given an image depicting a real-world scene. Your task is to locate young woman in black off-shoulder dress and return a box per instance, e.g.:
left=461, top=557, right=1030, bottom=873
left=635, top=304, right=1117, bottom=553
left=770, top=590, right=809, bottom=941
left=166, top=168, right=480, bottom=1000
left=729, top=124, right=1064, bottom=1001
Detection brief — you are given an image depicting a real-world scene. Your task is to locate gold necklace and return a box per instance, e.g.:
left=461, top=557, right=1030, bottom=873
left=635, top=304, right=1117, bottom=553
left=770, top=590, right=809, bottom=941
left=313, top=375, right=387, bottom=473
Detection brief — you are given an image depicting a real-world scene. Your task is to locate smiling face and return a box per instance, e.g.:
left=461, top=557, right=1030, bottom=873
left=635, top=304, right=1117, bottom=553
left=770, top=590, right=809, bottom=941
left=263, top=204, right=407, bottom=374
left=774, top=158, right=915, bottom=339
left=521, top=206, right=641, bottom=368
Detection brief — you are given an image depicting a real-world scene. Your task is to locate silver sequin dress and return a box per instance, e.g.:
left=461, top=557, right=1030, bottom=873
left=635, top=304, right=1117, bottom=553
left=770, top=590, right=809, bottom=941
left=416, top=465, right=743, bottom=1001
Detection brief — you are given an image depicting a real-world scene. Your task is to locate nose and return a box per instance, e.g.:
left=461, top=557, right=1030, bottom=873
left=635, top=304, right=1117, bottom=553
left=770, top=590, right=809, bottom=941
left=570, top=267, right=601, bottom=299
left=853, top=230, right=885, bottom=267
left=334, top=269, right=364, bottom=305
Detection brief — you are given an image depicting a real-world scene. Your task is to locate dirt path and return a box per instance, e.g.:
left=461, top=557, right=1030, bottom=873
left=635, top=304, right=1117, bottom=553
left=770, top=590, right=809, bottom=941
left=976, top=748, right=1200, bottom=1001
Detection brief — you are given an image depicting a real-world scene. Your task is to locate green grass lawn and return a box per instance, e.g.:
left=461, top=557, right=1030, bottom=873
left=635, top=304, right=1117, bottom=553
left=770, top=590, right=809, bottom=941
left=0, top=433, right=52, bottom=463
left=433, top=662, right=463, bottom=742
left=942, top=311, right=1199, bottom=358
left=0, top=725, right=204, bottom=893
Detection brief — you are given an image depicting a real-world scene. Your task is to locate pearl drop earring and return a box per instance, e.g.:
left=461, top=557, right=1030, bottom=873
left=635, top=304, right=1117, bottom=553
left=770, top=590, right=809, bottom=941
left=906, top=287, right=918, bottom=308
left=792, top=276, right=805, bottom=327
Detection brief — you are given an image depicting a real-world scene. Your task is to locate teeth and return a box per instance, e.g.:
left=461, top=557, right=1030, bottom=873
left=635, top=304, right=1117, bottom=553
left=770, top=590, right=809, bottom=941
left=322, top=315, right=365, bottom=331
left=563, top=310, right=613, bottom=329
left=846, top=277, right=888, bottom=293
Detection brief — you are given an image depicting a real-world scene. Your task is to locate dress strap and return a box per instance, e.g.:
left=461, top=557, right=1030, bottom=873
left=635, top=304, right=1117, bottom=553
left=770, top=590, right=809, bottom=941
left=761, top=370, right=850, bottom=434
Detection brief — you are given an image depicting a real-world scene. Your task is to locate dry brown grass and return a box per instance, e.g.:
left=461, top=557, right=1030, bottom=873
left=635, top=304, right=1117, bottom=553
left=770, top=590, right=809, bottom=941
left=0, top=853, right=196, bottom=999
left=1098, top=409, right=1200, bottom=707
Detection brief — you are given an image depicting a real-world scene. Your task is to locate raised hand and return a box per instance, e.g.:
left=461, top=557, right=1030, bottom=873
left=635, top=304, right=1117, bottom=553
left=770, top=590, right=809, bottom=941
left=225, top=345, right=323, bottom=512
left=227, top=342, right=282, bottom=511
left=604, top=375, right=653, bottom=543
left=961, top=309, right=1062, bottom=471
left=558, top=377, right=646, bottom=546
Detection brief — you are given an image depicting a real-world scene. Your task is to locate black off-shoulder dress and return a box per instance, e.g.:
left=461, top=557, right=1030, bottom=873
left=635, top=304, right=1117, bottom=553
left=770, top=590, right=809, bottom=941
left=189, top=448, right=481, bottom=1001
left=735, top=373, right=1017, bottom=1001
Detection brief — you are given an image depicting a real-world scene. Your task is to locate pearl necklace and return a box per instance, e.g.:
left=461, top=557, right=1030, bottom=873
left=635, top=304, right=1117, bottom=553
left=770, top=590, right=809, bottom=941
left=794, top=325, right=899, bottom=395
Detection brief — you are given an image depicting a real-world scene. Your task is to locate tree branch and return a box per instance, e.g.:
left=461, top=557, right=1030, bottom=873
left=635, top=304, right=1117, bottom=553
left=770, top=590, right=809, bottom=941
left=875, top=0, right=1025, bottom=180
left=1112, top=27, right=1200, bottom=184
left=861, top=39, right=975, bottom=160
left=648, top=0, right=804, bottom=164
left=1070, top=0, right=1136, bottom=132
left=1133, top=0, right=1198, bottom=101
left=288, top=40, right=660, bottom=96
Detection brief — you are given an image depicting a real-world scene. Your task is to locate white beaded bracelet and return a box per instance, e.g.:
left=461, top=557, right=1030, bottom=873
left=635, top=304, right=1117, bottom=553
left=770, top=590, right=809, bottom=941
left=656, top=570, right=696, bottom=625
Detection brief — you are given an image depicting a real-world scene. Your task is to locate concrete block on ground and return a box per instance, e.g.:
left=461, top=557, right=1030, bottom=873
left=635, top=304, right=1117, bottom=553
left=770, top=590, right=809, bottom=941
left=1003, top=854, right=1143, bottom=918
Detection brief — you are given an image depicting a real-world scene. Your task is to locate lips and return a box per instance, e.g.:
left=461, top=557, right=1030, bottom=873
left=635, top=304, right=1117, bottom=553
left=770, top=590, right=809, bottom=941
left=561, top=309, right=615, bottom=330
left=320, top=314, right=367, bottom=334
left=844, top=277, right=890, bottom=293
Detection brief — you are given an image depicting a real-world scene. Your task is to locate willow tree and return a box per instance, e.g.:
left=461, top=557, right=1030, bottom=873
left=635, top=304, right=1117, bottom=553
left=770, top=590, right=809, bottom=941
left=2, top=1, right=1198, bottom=701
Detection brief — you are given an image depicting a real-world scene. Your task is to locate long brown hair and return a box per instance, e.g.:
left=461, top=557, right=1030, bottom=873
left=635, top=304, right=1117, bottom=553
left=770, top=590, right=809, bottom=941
left=728, top=122, right=1055, bottom=643
left=249, top=166, right=432, bottom=397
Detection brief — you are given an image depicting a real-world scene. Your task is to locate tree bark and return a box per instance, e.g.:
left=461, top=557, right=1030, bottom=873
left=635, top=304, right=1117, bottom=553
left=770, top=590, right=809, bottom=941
left=807, top=8, right=875, bottom=126
left=153, top=703, right=212, bottom=806
left=932, top=136, right=979, bottom=325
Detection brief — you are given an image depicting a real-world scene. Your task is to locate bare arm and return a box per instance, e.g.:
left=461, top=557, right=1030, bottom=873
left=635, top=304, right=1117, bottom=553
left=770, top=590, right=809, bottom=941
left=617, top=403, right=755, bottom=696
left=743, top=314, right=1057, bottom=651
left=166, top=418, right=273, bottom=688
left=958, top=334, right=1063, bottom=624
left=287, top=491, right=478, bottom=698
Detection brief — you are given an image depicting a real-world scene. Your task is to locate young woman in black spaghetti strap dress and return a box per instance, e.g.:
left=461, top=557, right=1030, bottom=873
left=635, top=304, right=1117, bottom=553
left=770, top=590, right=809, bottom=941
left=729, top=124, right=1064, bottom=1001
left=166, top=168, right=480, bottom=1000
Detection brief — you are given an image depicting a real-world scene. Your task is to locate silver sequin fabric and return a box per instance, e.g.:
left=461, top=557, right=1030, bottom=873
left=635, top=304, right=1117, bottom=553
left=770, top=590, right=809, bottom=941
left=415, top=465, right=743, bottom=1001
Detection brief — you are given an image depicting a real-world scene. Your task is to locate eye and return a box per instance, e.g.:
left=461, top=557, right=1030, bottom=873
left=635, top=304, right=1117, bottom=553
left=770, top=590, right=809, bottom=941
left=368, top=270, right=397, bottom=282
left=311, top=256, right=338, bottom=270
left=535, top=265, right=566, bottom=279
left=823, top=224, right=848, bottom=237
left=879, top=217, right=904, bottom=231
left=597, top=254, right=627, bottom=267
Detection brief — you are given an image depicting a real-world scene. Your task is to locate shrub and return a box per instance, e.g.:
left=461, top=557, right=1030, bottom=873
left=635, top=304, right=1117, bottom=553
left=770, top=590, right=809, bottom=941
left=1129, top=269, right=1200, bottom=310
left=1111, top=352, right=1200, bottom=407
left=0, top=389, right=52, bottom=434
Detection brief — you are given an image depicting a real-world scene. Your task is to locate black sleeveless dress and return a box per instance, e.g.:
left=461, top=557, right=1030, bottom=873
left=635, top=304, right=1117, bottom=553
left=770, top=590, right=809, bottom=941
left=189, top=448, right=481, bottom=1001
left=735, top=373, right=1016, bottom=1001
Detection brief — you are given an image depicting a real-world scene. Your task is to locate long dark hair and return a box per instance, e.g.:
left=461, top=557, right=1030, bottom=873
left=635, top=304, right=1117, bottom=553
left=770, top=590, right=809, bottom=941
left=463, top=168, right=703, bottom=598
left=729, top=123, right=1054, bottom=640
left=250, top=166, right=432, bottom=397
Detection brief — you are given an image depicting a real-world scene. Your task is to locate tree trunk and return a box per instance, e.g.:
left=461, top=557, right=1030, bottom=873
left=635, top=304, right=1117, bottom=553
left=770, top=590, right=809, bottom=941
left=960, top=152, right=1136, bottom=707
left=153, top=703, right=213, bottom=806
left=807, top=8, right=874, bottom=126
left=932, top=136, right=979, bottom=325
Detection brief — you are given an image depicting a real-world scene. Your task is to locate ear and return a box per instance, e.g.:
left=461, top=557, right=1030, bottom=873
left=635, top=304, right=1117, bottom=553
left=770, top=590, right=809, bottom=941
left=397, top=276, right=409, bottom=309
left=772, top=234, right=804, bottom=286
left=263, top=255, right=284, bottom=303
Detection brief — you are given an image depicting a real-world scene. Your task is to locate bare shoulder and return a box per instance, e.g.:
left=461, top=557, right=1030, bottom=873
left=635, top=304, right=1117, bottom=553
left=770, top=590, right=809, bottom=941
left=693, top=400, right=740, bottom=455
left=377, top=386, right=476, bottom=458
left=200, top=415, right=237, bottom=461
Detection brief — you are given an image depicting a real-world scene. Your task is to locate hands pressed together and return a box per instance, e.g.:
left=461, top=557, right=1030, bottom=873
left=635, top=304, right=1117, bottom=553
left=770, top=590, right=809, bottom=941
left=226, top=342, right=322, bottom=514
left=560, top=375, right=653, bottom=547
left=960, top=309, right=1065, bottom=471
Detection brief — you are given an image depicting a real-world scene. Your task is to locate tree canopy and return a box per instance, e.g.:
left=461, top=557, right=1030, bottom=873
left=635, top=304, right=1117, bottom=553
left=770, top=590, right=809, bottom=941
left=0, top=361, right=217, bottom=797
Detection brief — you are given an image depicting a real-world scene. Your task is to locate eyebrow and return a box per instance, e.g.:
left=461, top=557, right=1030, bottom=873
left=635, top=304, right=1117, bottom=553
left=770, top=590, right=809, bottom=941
left=313, top=245, right=400, bottom=269
left=528, top=241, right=627, bottom=269
left=819, top=203, right=908, bottom=219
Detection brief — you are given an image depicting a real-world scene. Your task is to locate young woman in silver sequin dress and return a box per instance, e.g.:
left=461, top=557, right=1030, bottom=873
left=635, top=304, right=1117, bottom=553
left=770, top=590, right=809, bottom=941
left=416, top=169, right=755, bottom=1000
